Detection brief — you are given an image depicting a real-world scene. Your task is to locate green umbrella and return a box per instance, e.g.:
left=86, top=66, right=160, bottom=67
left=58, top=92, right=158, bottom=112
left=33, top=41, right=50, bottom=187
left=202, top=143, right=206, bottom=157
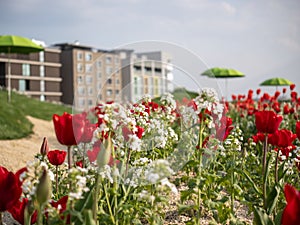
left=201, top=67, right=245, bottom=99
left=260, top=77, right=293, bottom=86
left=0, top=35, right=44, bottom=102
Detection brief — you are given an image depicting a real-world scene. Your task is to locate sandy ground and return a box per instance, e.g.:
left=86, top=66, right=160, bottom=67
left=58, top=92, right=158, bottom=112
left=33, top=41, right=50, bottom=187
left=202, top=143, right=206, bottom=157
left=0, top=116, right=65, bottom=172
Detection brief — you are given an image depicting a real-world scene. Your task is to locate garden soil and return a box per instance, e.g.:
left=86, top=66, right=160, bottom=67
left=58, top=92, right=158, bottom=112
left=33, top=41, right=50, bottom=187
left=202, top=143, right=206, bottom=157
left=0, top=116, right=64, bottom=172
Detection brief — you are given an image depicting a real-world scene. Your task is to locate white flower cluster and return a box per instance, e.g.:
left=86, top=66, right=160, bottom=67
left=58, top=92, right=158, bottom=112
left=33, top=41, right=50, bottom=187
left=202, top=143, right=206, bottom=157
left=68, top=168, right=90, bottom=200
left=21, top=159, right=55, bottom=200
left=160, top=92, right=176, bottom=111
left=194, top=87, right=224, bottom=120
left=144, top=159, right=174, bottom=184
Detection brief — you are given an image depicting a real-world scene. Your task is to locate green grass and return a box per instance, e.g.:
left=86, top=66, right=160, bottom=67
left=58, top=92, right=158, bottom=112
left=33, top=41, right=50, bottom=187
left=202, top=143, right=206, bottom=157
left=0, top=90, right=72, bottom=140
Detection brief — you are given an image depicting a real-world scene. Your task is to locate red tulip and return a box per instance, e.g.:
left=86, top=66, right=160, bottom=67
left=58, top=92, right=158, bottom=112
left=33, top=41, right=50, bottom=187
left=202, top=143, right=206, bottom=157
left=290, top=83, right=296, bottom=90
left=122, top=126, right=144, bottom=141
left=75, top=160, right=83, bottom=168
left=87, top=140, right=101, bottom=162
left=40, top=137, right=49, bottom=156
left=8, top=198, right=37, bottom=225
left=215, top=116, right=233, bottom=141
left=53, top=112, right=77, bottom=146
left=274, top=91, right=280, bottom=99
left=50, top=196, right=70, bottom=224
left=282, top=184, right=300, bottom=225
left=73, top=113, right=97, bottom=143
left=252, top=133, right=265, bottom=143
left=296, top=121, right=300, bottom=140
left=0, top=166, right=22, bottom=212
left=255, top=110, right=283, bottom=134
left=283, top=88, right=287, bottom=94
left=268, top=129, right=297, bottom=157
left=256, top=89, right=261, bottom=95
left=47, top=150, right=67, bottom=166
left=283, top=104, right=290, bottom=115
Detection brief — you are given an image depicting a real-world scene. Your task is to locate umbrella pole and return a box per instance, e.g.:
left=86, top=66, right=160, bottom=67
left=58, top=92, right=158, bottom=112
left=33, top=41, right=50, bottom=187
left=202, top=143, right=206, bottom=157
left=7, top=47, right=11, bottom=103
left=225, top=78, right=228, bottom=101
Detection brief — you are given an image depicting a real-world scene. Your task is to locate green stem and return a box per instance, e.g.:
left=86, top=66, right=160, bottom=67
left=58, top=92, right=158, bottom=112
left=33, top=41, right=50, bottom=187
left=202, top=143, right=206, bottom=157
left=262, top=134, right=268, bottom=209
left=231, top=153, right=235, bottom=215
left=0, top=212, right=3, bottom=225
left=275, top=151, right=279, bottom=184
left=67, top=146, right=72, bottom=169
left=56, top=165, right=58, bottom=194
left=37, top=205, right=43, bottom=225
left=93, top=173, right=100, bottom=221
left=196, top=118, right=204, bottom=225
left=104, top=183, right=116, bottom=224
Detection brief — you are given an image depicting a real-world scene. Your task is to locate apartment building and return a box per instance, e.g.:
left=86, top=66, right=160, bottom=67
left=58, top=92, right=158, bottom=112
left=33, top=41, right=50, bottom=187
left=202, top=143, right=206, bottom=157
left=117, top=50, right=174, bottom=102
left=0, top=47, right=62, bottom=102
left=55, top=43, right=122, bottom=111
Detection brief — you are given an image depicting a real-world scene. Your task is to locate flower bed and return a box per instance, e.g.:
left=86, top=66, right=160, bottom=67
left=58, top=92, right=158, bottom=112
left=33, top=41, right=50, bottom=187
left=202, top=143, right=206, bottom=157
left=1, top=85, right=300, bottom=225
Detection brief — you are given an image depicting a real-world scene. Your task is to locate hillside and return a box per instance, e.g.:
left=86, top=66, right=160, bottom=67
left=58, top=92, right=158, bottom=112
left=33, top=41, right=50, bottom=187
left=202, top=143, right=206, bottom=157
left=0, top=90, right=72, bottom=140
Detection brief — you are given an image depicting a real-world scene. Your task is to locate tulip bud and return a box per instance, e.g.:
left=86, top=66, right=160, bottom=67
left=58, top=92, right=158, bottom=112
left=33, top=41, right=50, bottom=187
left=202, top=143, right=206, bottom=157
left=97, top=136, right=112, bottom=168
left=36, top=169, right=52, bottom=206
left=40, top=137, right=49, bottom=156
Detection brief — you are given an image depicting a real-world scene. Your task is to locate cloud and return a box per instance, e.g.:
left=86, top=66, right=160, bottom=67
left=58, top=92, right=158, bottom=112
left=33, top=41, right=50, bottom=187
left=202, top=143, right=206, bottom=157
left=221, top=2, right=236, bottom=15
left=278, top=37, right=300, bottom=51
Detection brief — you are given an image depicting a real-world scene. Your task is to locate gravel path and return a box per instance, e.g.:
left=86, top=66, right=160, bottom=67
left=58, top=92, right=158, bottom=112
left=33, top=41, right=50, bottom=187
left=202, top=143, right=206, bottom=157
left=0, top=116, right=64, bottom=172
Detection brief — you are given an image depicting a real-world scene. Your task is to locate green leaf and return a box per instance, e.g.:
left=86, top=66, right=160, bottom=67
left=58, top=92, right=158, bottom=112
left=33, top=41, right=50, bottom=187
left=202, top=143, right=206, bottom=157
left=253, top=206, right=274, bottom=225
left=274, top=210, right=283, bottom=225
left=266, top=185, right=280, bottom=215
left=84, top=210, right=97, bottom=225
left=240, top=169, right=261, bottom=195
left=263, top=156, right=272, bottom=188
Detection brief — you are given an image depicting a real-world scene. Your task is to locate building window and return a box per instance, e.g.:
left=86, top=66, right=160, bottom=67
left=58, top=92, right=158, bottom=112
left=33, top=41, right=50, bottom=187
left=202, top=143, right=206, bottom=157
left=22, top=64, right=30, bottom=76
left=78, top=86, right=85, bottom=95
left=97, top=60, right=102, bottom=68
left=88, top=87, right=93, bottom=95
left=88, top=99, right=93, bottom=106
left=106, top=66, right=113, bottom=76
left=98, top=82, right=102, bottom=89
left=77, top=51, right=83, bottom=61
left=85, top=52, right=92, bottom=61
left=107, top=78, right=112, bottom=85
left=39, top=52, right=44, bottom=62
left=78, top=98, right=85, bottom=107
left=86, top=76, right=93, bottom=84
left=116, top=90, right=119, bottom=95
left=97, top=72, right=102, bottom=79
left=106, top=89, right=112, bottom=96
left=77, top=63, right=83, bottom=73
left=114, top=57, right=119, bottom=65
left=106, top=56, right=112, bottom=64
left=40, top=65, right=44, bottom=77
left=19, top=80, right=25, bottom=91
left=116, top=79, right=120, bottom=84
left=85, top=64, right=93, bottom=73
left=77, top=75, right=83, bottom=84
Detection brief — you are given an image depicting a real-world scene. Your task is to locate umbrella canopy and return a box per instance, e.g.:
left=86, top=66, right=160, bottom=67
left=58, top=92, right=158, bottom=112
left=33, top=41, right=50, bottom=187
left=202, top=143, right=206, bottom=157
left=260, top=77, right=293, bottom=86
left=0, top=35, right=44, bottom=54
left=0, top=35, right=44, bottom=102
left=201, top=67, right=245, bottom=78
left=201, top=67, right=245, bottom=100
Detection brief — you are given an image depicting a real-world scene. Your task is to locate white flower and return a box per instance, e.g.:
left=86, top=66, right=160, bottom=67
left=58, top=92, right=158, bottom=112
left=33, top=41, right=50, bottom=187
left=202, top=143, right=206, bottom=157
left=160, top=178, right=178, bottom=195
left=145, top=172, right=160, bottom=184
left=128, top=134, right=142, bottom=151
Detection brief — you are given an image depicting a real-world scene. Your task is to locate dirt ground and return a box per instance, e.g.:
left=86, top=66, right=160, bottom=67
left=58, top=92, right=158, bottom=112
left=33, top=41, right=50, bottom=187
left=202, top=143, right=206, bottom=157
left=0, top=116, right=65, bottom=172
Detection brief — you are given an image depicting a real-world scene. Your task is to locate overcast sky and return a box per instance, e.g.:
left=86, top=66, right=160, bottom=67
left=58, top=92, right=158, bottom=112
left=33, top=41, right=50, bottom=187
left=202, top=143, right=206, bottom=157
left=0, top=0, right=299, bottom=98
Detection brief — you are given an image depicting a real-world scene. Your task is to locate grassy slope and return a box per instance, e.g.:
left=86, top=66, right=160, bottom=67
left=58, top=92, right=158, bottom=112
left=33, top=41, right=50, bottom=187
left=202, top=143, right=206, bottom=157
left=0, top=90, right=72, bottom=140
